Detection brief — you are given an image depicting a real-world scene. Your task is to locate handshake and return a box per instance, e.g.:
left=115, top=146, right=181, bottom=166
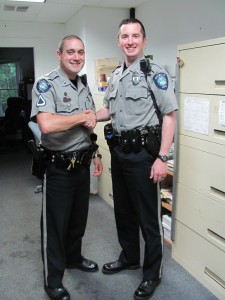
left=83, top=110, right=97, bottom=130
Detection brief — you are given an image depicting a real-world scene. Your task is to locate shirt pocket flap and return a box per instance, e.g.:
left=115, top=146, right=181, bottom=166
left=125, top=87, right=148, bottom=100
left=56, top=100, right=79, bottom=114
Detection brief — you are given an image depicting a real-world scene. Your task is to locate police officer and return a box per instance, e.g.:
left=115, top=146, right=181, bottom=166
left=31, top=35, right=103, bottom=300
left=96, top=19, right=178, bottom=300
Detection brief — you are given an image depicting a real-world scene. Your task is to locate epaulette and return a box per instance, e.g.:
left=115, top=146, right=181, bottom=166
left=80, top=74, right=87, bottom=87
left=46, top=69, right=59, bottom=81
left=150, top=61, right=165, bottom=73
left=112, top=65, right=121, bottom=73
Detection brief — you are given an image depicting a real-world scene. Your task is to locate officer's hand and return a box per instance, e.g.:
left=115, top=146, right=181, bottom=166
left=92, top=157, right=103, bottom=177
left=150, top=158, right=168, bottom=183
left=83, top=110, right=96, bottom=130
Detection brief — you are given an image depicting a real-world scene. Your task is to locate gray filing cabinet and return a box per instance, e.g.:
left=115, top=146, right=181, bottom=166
left=172, top=37, right=225, bottom=299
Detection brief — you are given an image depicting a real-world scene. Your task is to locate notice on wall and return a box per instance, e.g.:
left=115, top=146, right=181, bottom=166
left=219, top=100, right=225, bottom=126
left=184, top=97, right=210, bottom=135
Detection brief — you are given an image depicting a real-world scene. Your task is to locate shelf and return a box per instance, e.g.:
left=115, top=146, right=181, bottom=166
left=167, top=169, right=173, bottom=176
left=162, top=201, right=172, bottom=212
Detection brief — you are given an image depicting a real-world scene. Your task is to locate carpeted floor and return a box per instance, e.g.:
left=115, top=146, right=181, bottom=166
left=0, top=141, right=217, bottom=299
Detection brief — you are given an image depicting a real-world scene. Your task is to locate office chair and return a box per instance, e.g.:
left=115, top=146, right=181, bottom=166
left=2, top=97, right=24, bottom=147
left=1, top=97, right=32, bottom=151
left=28, top=121, right=41, bottom=145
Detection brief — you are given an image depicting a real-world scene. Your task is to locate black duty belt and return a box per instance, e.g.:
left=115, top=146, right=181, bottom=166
left=115, top=128, right=148, bottom=146
left=46, top=149, right=86, bottom=162
left=104, top=123, right=161, bottom=156
left=44, top=147, right=94, bottom=170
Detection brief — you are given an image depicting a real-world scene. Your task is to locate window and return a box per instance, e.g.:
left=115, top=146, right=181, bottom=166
left=0, top=62, right=20, bottom=116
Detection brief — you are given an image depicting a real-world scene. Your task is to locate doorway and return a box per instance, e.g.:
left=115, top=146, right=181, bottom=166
left=0, top=47, right=34, bottom=115
left=0, top=47, right=34, bottom=152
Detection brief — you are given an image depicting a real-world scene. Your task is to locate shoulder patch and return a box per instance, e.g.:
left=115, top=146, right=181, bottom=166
left=36, top=79, right=51, bottom=93
left=37, top=94, right=46, bottom=107
left=153, top=73, right=168, bottom=90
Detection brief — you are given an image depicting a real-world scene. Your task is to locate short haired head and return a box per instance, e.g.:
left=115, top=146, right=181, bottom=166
left=58, top=35, right=84, bottom=53
left=118, top=18, right=146, bottom=39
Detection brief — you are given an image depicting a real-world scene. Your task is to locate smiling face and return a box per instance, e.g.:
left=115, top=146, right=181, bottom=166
left=118, top=22, right=147, bottom=67
left=56, top=36, right=85, bottom=79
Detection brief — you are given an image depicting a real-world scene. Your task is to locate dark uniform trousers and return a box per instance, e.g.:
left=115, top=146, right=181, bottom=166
left=41, top=162, right=90, bottom=288
left=110, top=146, right=163, bottom=280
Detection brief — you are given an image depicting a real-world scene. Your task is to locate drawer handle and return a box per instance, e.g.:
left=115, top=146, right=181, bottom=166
left=215, top=80, right=225, bottom=86
left=204, top=267, right=225, bottom=289
left=109, top=193, right=113, bottom=199
left=207, top=228, right=225, bottom=246
left=210, top=186, right=225, bottom=200
left=213, top=129, right=225, bottom=138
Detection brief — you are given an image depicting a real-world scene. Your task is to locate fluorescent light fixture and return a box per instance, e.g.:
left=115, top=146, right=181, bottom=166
left=9, top=0, right=46, bottom=3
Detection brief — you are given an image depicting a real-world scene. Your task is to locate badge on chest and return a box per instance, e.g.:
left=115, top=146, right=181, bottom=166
left=132, top=71, right=140, bottom=85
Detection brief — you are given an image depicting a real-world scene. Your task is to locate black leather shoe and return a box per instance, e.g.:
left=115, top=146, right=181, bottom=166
left=44, top=286, right=70, bottom=300
left=134, top=279, right=161, bottom=300
left=102, top=260, right=140, bottom=274
left=66, top=257, right=99, bottom=272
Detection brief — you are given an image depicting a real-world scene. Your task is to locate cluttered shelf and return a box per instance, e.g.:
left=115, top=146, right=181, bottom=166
left=161, top=146, right=174, bottom=245
left=162, top=200, right=172, bottom=212
left=167, top=169, right=173, bottom=176
left=161, top=158, right=174, bottom=212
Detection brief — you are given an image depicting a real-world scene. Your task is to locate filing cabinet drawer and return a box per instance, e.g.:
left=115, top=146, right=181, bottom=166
left=98, top=171, right=113, bottom=207
left=179, top=94, right=225, bottom=146
left=178, top=38, right=225, bottom=95
left=172, top=221, right=225, bottom=300
left=175, top=184, right=225, bottom=252
left=177, top=142, right=225, bottom=206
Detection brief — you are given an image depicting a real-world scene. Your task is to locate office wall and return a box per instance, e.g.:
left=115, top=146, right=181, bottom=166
left=0, top=7, right=127, bottom=90
left=0, top=21, right=64, bottom=79
left=136, top=0, right=225, bottom=76
left=65, top=6, right=128, bottom=92
left=1, top=0, right=225, bottom=86
left=65, top=0, right=225, bottom=88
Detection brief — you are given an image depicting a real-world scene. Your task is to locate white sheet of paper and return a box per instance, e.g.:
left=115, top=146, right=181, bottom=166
left=219, top=100, right=225, bottom=126
left=184, top=97, right=210, bottom=135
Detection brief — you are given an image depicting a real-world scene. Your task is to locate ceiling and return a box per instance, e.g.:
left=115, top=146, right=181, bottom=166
left=0, top=0, right=149, bottom=24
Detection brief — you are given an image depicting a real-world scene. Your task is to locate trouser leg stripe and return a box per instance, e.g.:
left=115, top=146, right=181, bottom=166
left=157, top=182, right=163, bottom=278
left=42, top=173, right=48, bottom=285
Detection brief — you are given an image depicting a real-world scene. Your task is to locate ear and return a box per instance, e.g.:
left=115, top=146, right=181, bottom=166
left=143, top=37, right=147, bottom=47
left=56, top=50, right=61, bottom=60
left=117, top=38, right=121, bottom=49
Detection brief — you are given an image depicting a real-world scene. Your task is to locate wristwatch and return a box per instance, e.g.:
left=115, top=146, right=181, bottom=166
left=93, top=153, right=102, bottom=159
left=158, top=154, right=169, bottom=162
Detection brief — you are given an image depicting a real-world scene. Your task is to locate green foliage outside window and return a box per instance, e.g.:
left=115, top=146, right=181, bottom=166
left=0, top=63, right=18, bottom=115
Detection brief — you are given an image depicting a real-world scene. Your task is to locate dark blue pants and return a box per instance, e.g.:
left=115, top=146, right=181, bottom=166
left=111, top=146, right=163, bottom=280
left=41, top=162, right=90, bottom=288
